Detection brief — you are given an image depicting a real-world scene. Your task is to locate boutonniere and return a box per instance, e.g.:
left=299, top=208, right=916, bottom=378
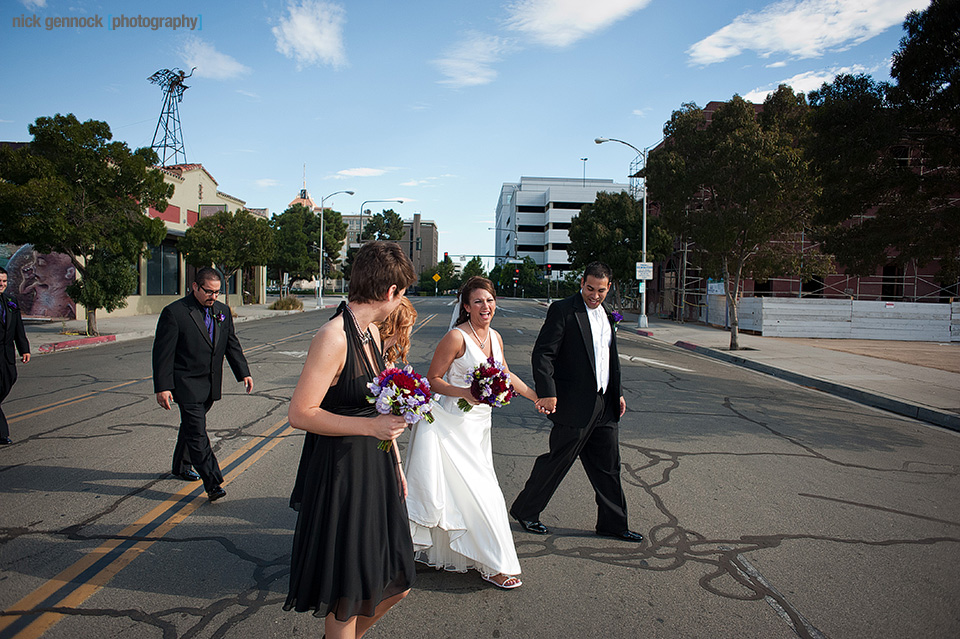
left=215, top=311, right=226, bottom=324
left=6, top=298, right=18, bottom=311
left=611, top=310, right=623, bottom=332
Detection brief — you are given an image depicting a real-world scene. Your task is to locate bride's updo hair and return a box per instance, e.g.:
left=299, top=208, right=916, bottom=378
left=455, top=276, right=497, bottom=327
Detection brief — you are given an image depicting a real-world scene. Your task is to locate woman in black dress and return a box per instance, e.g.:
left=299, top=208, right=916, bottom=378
left=285, top=241, right=418, bottom=639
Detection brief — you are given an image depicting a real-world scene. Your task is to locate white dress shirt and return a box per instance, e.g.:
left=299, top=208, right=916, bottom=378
left=587, top=305, right=611, bottom=393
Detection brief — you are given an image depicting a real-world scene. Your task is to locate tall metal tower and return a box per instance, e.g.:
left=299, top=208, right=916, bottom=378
left=148, top=67, right=195, bottom=166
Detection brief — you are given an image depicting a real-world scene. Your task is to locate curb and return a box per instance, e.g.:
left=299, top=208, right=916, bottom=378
left=38, top=334, right=116, bottom=354
left=672, top=340, right=960, bottom=433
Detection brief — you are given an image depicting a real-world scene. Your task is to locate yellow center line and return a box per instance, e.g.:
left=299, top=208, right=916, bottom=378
left=0, top=419, right=297, bottom=639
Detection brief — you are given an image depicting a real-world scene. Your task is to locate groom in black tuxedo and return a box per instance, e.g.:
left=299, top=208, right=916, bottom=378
left=0, top=267, right=31, bottom=445
left=511, top=262, right=642, bottom=542
left=152, top=267, right=253, bottom=501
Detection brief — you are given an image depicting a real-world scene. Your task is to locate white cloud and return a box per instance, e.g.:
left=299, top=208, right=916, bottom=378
left=256, top=178, right=280, bottom=188
left=687, top=0, right=928, bottom=66
left=504, top=0, right=653, bottom=47
left=742, top=63, right=871, bottom=102
left=331, top=167, right=389, bottom=179
left=400, top=177, right=440, bottom=187
left=632, top=108, right=650, bottom=117
left=21, top=0, right=46, bottom=9
left=236, top=89, right=261, bottom=99
left=273, top=0, right=347, bottom=69
left=434, top=32, right=515, bottom=88
left=180, top=37, right=251, bottom=79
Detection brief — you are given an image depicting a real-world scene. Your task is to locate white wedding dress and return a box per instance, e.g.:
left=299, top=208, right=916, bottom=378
left=405, top=327, right=522, bottom=578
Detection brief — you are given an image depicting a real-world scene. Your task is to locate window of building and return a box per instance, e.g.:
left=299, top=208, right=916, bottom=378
left=518, top=225, right=544, bottom=233
left=753, top=280, right=773, bottom=297
left=146, top=241, right=180, bottom=296
left=518, top=244, right=544, bottom=252
left=552, top=222, right=572, bottom=230
left=881, top=264, right=903, bottom=300
left=552, top=202, right=587, bottom=209
left=803, top=276, right=824, bottom=298
left=517, top=205, right=546, bottom=213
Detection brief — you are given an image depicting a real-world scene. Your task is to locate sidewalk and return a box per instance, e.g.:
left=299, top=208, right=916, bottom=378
left=23, top=295, right=342, bottom=354
left=622, top=315, right=960, bottom=432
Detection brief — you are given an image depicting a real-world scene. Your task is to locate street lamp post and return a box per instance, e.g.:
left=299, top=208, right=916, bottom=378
left=318, top=190, right=355, bottom=308
left=595, top=136, right=650, bottom=328
left=358, top=199, right=404, bottom=242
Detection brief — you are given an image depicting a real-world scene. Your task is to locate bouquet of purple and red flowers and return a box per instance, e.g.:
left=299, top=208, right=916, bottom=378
left=457, top=356, right=517, bottom=412
left=368, top=365, right=434, bottom=451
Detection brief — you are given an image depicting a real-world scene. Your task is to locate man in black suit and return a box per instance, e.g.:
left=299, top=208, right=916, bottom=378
left=0, top=267, right=30, bottom=445
left=511, top=262, right=642, bottom=542
left=152, top=267, right=253, bottom=501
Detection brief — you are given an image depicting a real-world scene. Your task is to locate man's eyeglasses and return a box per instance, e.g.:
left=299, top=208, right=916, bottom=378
left=199, top=284, right=221, bottom=297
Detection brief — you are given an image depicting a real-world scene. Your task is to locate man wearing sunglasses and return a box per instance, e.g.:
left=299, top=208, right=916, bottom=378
left=152, top=267, right=253, bottom=501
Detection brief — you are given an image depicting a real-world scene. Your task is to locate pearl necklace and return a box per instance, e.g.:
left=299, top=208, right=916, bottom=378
left=467, top=319, right=488, bottom=350
left=345, top=304, right=372, bottom=346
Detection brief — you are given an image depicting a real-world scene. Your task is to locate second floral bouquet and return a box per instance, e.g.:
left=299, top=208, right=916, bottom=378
left=457, top=356, right=517, bottom=412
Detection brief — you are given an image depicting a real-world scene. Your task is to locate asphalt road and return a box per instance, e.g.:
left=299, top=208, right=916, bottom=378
left=1, top=297, right=958, bottom=638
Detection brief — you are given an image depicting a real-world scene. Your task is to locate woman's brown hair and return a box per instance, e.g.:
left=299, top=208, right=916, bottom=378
left=454, top=276, right=497, bottom=328
left=348, top=241, right=417, bottom=304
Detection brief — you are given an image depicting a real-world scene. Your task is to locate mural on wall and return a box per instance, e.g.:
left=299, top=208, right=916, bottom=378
left=1, top=244, right=77, bottom=319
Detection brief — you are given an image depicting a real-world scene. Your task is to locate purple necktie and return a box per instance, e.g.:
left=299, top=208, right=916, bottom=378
left=204, top=308, right=214, bottom=342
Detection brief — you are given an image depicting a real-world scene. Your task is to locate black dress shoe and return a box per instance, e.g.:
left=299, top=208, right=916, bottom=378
left=0, top=437, right=12, bottom=445
left=510, top=512, right=549, bottom=535
left=597, top=529, right=644, bottom=542
left=206, top=486, right=226, bottom=502
left=175, top=469, right=201, bottom=481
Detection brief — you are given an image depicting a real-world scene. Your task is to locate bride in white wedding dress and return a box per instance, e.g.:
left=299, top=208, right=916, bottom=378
left=405, top=277, right=538, bottom=589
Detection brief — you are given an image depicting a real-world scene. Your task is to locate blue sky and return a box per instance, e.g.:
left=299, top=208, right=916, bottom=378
left=2, top=0, right=929, bottom=268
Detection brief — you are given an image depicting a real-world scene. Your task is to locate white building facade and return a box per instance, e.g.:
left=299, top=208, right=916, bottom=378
left=494, top=176, right=630, bottom=272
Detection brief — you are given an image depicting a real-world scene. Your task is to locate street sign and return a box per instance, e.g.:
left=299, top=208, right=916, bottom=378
left=635, top=262, right=653, bottom=280
left=638, top=281, right=645, bottom=294
left=707, top=282, right=725, bottom=295
left=432, top=273, right=441, bottom=282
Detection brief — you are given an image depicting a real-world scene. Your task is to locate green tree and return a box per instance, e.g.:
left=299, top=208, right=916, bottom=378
left=567, top=190, right=673, bottom=307
left=360, top=209, right=404, bottom=241
left=808, top=1, right=960, bottom=281
left=269, top=204, right=318, bottom=281
left=321, top=207, right=348, bottom=274
left=342, top=246, right=359, bottom=282
left=437, top=253, right=459, bottom=292
left=460, top=256, right=487, bottom=280
left=488, top=264, right=503, bottom=293
left=179, top=209, right=274, bottom=307
left=0, top=113, right=170, bottom=335
left=646, top=89, right=819, bottom=349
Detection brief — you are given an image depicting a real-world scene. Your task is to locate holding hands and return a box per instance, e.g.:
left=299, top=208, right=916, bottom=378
left=535, top=397, right=556, bottom=415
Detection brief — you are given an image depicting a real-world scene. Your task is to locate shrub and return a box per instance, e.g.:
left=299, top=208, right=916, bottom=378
left=269, top=296, right=303, bottom=311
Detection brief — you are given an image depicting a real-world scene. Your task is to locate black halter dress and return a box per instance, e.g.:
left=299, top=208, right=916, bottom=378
left=284, top=302, right=415, bottom=621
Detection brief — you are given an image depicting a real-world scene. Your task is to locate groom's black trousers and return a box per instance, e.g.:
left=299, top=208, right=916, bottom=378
left=172, top=397, right=224, bottom=491
left=512, top=390, right=628, bottom=533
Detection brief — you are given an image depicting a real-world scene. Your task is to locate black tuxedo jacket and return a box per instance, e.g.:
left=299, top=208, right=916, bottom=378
left=531, top=293, right=622, bottom=428
left=152, top=294, right=250, bottom=405
left=0, top=294, right=30, bottom=366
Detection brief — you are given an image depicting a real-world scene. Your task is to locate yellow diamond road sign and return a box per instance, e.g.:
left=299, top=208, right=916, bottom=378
left=432, top=273, right=441, bottom=282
